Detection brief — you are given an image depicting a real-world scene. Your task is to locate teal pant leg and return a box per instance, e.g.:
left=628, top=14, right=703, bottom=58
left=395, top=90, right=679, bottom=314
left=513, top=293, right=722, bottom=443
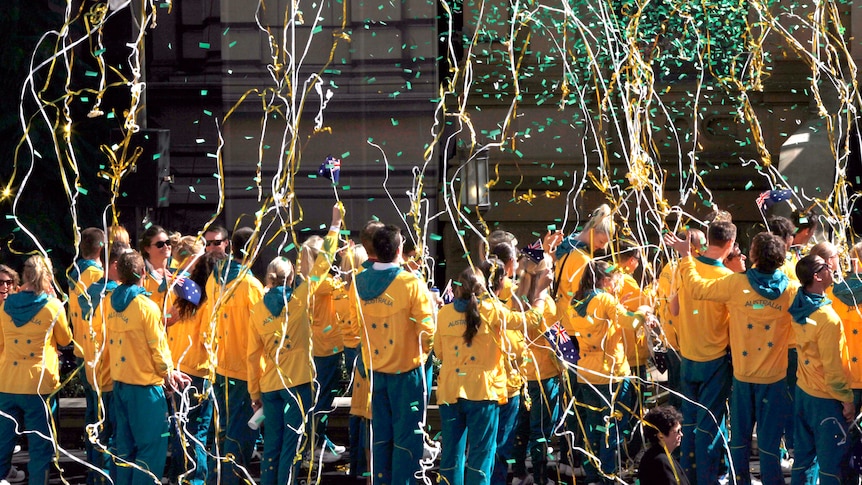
left=439, top=402, right=467, bottom=485
left=790, top=387, right=850, bottom=485
left=311, top=353, right=344, bottom=450
left=491, top=394, right=519, bottom=485
left=170, top=375, right=212, bottom=485
left=370, top=368, right=426, bottom=485
left=113, top=382, right=169, bottom=485
left=260, top=383, right=312, bottom=485
left=528, top=377, right=561, bottom=485
left=680, top=354, right=731, bottom=485
left=730, top=379, right=788, bottom=485
left=210, top=374, right=258, bottom=485
left=440, top=399, right=499, bottom=485
left=0, top=393, right=57, bottom=485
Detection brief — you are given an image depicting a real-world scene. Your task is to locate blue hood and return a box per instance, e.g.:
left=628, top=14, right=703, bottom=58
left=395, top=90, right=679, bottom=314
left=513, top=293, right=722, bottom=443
left=355, top=266, right=402, bottom=300
left=788, top=289, right=831, bottom=325
left=263, top=286, right=293, bottom=317
left=833, top=275, right=862, bottom=308
left=3, top=291, right=49, bottom=327
left=554, top=235, right=589, bottom=260
left=68, top=258, right=100, bottom=285
left=573, top=289, right=602, bottom=318
left=110, top=284, right=150, bottom=313
left=80, top=280, right=119, bottom=319
left=213, top=259, right=242, bottom=286
left=745, top=268, right=788, bottom=300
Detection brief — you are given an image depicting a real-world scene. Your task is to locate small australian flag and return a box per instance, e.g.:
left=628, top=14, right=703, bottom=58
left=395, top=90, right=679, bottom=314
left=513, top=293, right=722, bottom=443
left=174, top=278, right=202, bottom=306
left=318, top=156, right=341, bottom=184
left=544, top=322, right=579, bottom=366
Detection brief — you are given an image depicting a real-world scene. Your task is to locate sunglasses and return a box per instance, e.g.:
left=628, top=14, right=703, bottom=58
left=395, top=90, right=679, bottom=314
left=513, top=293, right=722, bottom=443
left=206, top=239, right=225, bottom=247
left=0, top=279, right=13, bottom=286
left=152, top=240, right=171, bottom=249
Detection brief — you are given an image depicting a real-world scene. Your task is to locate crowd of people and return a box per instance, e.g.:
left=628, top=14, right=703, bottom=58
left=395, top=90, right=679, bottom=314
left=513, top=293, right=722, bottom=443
left=0, top=201, right=860, bottom=485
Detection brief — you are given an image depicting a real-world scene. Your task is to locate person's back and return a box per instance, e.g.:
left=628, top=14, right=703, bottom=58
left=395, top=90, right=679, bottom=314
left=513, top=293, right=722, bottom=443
left=787, top=254, right=854, bottom=483
left=354, top=224, right=434, bottom=485
left=667, top=230, right=798, bottom=485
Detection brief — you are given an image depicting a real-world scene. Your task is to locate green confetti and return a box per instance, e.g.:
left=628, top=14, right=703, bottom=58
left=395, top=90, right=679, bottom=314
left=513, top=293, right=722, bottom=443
left=199, top=42, right=210, bottom=49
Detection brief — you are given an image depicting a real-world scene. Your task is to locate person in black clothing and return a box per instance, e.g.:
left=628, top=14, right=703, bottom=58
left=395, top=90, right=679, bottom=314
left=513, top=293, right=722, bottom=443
left=638, top=405, right=690, bottom=485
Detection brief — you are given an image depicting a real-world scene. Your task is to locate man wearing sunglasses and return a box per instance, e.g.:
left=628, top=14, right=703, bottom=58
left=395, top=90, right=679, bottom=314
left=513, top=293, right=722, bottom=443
left=203, top=226, right=229, bottom=256
left=788, top=254, right=854, bottom=483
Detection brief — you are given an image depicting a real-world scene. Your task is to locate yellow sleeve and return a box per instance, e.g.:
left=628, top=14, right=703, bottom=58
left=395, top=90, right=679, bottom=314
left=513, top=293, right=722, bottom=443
left=411, top=279, right=436, bottom=353
left=307, top=230, right=339, bottom=296
left=818, top=314, right=854, bottom=402
left=679, top=256, right=735, bottom=304
left=142, top=299, right=173, bottom=378
left=247, top=315, right=264, bottom=400
left=51, top=300, right=73, bottom=347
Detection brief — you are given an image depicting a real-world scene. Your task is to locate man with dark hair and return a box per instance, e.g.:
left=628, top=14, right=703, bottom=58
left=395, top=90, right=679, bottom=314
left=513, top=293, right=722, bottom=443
left=207, top=226, right=264, bottom=485
left=359, top=220, right=384, bottom=265
left=665, top=231, right=798, bottom=485
left=788, top=254, right=854, bottom=483
left=203, top=225, right=229, bottom=255
left=353, top=224, right=435, bottom=485
left=67, top=227, right=106, bottom=485
left=672, top=221, right=735, bottom=485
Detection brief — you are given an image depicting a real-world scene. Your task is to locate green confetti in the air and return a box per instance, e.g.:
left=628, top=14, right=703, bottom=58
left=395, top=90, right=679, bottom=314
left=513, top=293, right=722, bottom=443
left=199, top=42, right=210, bottom=49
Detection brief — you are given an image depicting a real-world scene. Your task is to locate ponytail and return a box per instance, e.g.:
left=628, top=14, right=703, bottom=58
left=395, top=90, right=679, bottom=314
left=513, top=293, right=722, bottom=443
left=455, top=266, right=485, bottom=346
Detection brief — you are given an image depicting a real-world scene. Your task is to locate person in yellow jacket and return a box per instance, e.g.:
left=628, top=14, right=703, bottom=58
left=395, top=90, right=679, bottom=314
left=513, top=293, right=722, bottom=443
left=0, top=255, right=73, bottom=484
left=106, top=250, right=189, bottom=485
left=672, top=221, right=735, bottom=485
left=164, top=240, right=214, bottom=485
left=435, top=259, right=549, bottom=485
left=565, top=260, right=651, bottom=484
left=830, top=241, right=862, bottom=411
left=788, top=254, right=855, bottom=483
left=301, top=234, right=346, bottom=462
left=79, top=242, right=130, bottom=484
left=351, top=224, right=435, bottom=485
left=511, top=252, right=564, bottom=485
left=769, top=215, right=801, bottom=462
left=66, top=226, right=106, bottom=485
left=547, top=205, right=615, bottom=474
left=333, top=242, right=369, bottom=479
left=139, top=225, right=175, bottom=316
left=206, top=227, right=265, bottom=485
left=487, top=241, right=527, bottom=485
left=654, top=228, right=706, bottom=411
left=246, top=204, right=341, bottom=485
left=665, top=231, right=798, bottom=485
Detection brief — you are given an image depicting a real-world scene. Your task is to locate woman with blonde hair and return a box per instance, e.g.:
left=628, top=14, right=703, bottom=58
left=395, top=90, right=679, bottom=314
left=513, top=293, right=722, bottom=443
left=566, top=260, right=652, bottom=484
left=247, top=205, right=342, bottom=484
left=0, top=255, right=74, bottom=484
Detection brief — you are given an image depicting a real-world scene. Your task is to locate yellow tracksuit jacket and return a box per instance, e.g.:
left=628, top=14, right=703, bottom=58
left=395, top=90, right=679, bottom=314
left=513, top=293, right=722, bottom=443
left=0, top=297, right=72, bottom=394
left=435, top=297, right=541, bottom=404
left=792, top=303, right=853, bottom=402
left=565, top=291, right=640, bottom=385
left=679, top=257, right=797, bottom=384
left=106, top=292, right=173, bottom=386
left=677, top=257, right=732, bottom=362
left=353, top=265, right=435, bottom=374
left=247, top=230, right=337, bottom=400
